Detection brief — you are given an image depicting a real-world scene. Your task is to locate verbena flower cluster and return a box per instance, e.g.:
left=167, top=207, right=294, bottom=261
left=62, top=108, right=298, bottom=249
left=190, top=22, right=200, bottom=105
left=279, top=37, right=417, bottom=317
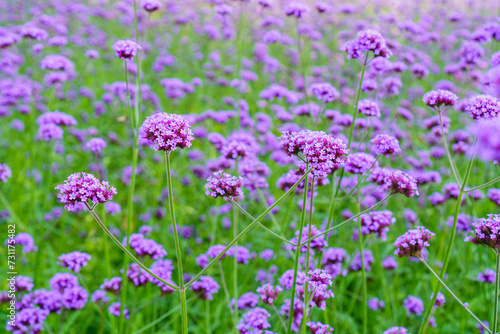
left=55, top=172, right=117, bottom=211
left=140, top=113, right=194, bottom=153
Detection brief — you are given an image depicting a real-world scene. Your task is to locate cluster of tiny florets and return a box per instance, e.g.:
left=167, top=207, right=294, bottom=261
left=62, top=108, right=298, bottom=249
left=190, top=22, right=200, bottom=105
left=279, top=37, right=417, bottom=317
left=55, top=173, right=117, bottom=211
left=205, top=171, right=244, bottom=200
left=393, top=226, right=435, bottom=258
left=140, top=113, right=194, bottom=153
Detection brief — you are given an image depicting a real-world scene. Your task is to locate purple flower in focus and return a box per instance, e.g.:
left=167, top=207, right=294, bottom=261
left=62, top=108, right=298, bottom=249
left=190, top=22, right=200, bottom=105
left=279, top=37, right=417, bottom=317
left=205, top=171, right=244, bottom=201
left=236, top=307, right=271, bottom=333
left=394, top=226, right=435, bottom=258
left=140, top=113, right=194, bottom=153
left=341, top=29, right=392, bottom=60
left=465, top=214, right=500, bottom=251
left=55, top=172, right=117, bottom=211
left=257, top=284, right=282, bottom=305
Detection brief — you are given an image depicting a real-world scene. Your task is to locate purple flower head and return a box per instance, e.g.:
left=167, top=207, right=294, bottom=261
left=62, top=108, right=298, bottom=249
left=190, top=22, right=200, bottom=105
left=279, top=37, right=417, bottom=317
left=57, top=251, right=91, bottom=273
left=432, top=292, right=446, bottom=307
left=104, top=201, right=121, bottom=216
left=205, top=171, right=244, bottom=201
left=284, top=2, right=309, bottom=18
left=21, top=25, right=49, bottom=41
left=383, top=256, right=398, bottom=270
left=367, top=297, right=385, bottom=311
left=477, top=269, right=496, bottom=283
left=236, top=307, right=271, bottom=333
left=100, top=277, right=122, bottom=293
left=40, top=55, right=75, bottom=73
left=6, top=307, right=49, bottom=333
left=112, top=39, right=142, bottom=60
left=279, top=269, right=306, bottom=290
left=358, top=99, right=381, bottom=117
left=309, top=83, right=339, bottom=103
left=357, top=210, right=396, bottom=241
left=349, top=250, right=374, bottom=271
left=221, top=131, right=260, bottom=160
left=307, top=321, right=333, bottom=334
left=140, top=0, right=161, bottom=12
left=371, top=134, right=401, bottom=156
left=7, top=233, right=37, bottom=253
left=279, top=130, right=349, bottom=177
left=85, top=138, right=106, bottom=154
left=386, top=169, right=419, bottom=197
left=341, top=29, right=392, bottom=59
left=384, top=327, right=409, bottom=334
left=91, top=289, right=110, bottom=304
left=423, top=90, right=458, bottom=110
left=403, top=295, right=424, bottom=315
left=465, top=214, right=500, bottom=252
left=37, top=111, right=77, bottom=127
left=306, top=269, right=332, bottom=290
left=126, top=263, right=151, bottom=286
left=124, top=233, right=167, bottom=259
left=140, top=113, right=194, bottom=153
left=466, top=95, right=500, bottom=120
left=345, top=152, right=378, bottom=174
left=236, top=292, right=259, bottom=310
left=15, top=276, right=34, bottom=292
left=394, top=226, right=435, bottom=258
left=257, top=284, right=282, bottom=305
left=0, top=163, right=12, bottom=182
left=108, top=302, right=129, bottom=319
left=37, top=124, right=63, bottom=142
left=62, top=286, right=88, bottom=310
left=190, top=276, right=220, bottom=300
left=49, top=273, right=79, bottom=293
left=55, top=172, right=117, bottom=211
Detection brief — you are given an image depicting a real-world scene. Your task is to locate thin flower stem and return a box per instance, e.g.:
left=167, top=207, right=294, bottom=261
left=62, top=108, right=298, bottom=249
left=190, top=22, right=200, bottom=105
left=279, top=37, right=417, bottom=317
left=287, top=168, right=309, bottom=334
left=419, top=150, right=474, bottom=333
left=465, top=175, right=500, bottom=193
left=419, top=257, right=493, bottom=334
left=438, top=111, right=461, bottom=185
left=165, top=153, right=188, bottom=334
left=186, top=169, right=313, bottom=288
left=295, top=19, right=311, bottom=115
left=325, top=52, right=369, bottom=232
left=356, top=176, right=368, bottom=334
left=272, top=304, right=286, bottom=329
left=233, top=203, right=239, bottom=328
left=132, top=296, right=196, bottom=334
left=494, top=252, right=500, bottom=334
left=218, top=261, right=237, bottom=328
left=301, top=179, right=315, bottom=334
left=85, top=204, right=180, bottom=292
left=300, top=194, right=393, bottom=246
left=121, top=59, right=140, bottom=334
left=230, top=200, right=296, bottom=245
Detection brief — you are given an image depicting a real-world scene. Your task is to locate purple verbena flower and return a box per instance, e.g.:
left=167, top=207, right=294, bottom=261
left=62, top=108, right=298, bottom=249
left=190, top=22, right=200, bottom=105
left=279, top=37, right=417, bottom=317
left=57, top=251, right=91, bottom=273
left=394, top=226, right=435, bottom=258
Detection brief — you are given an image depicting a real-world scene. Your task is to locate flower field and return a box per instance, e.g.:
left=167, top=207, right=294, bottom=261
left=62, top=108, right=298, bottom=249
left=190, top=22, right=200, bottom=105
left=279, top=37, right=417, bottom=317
left=2, top=0, right=500, bottom=333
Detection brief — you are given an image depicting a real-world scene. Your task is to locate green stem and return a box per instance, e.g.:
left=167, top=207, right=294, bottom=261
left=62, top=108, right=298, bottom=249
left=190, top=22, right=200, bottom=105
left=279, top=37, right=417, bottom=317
left=0, top=189, right=24, bottom=228
left=437, top=110, right=461, bottom=185
left=301, top=179, right=315, bottom=334
left=230, top=200, right=295, bottom=245
left=121, top=59, right=140, bottom=334
left=233, top=202, right=239, bottom=329
left=466, top=176, right=500, bottom=193
left=494, top=252, right=500, bottom=334
left=287, top=169, right=309, bottom=334
left=418, top=154, right=474, bottom=333
left=419, top=257, right=492, bottom=334
left=186, top=169, right=312, bottom=288
left=356, top=177, right=367, bottom=334
left=85, top=204, right=179, bottom=291
left=325, top=52, right=369, bottom=232
left=165, top=153, right=187, bottom=334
